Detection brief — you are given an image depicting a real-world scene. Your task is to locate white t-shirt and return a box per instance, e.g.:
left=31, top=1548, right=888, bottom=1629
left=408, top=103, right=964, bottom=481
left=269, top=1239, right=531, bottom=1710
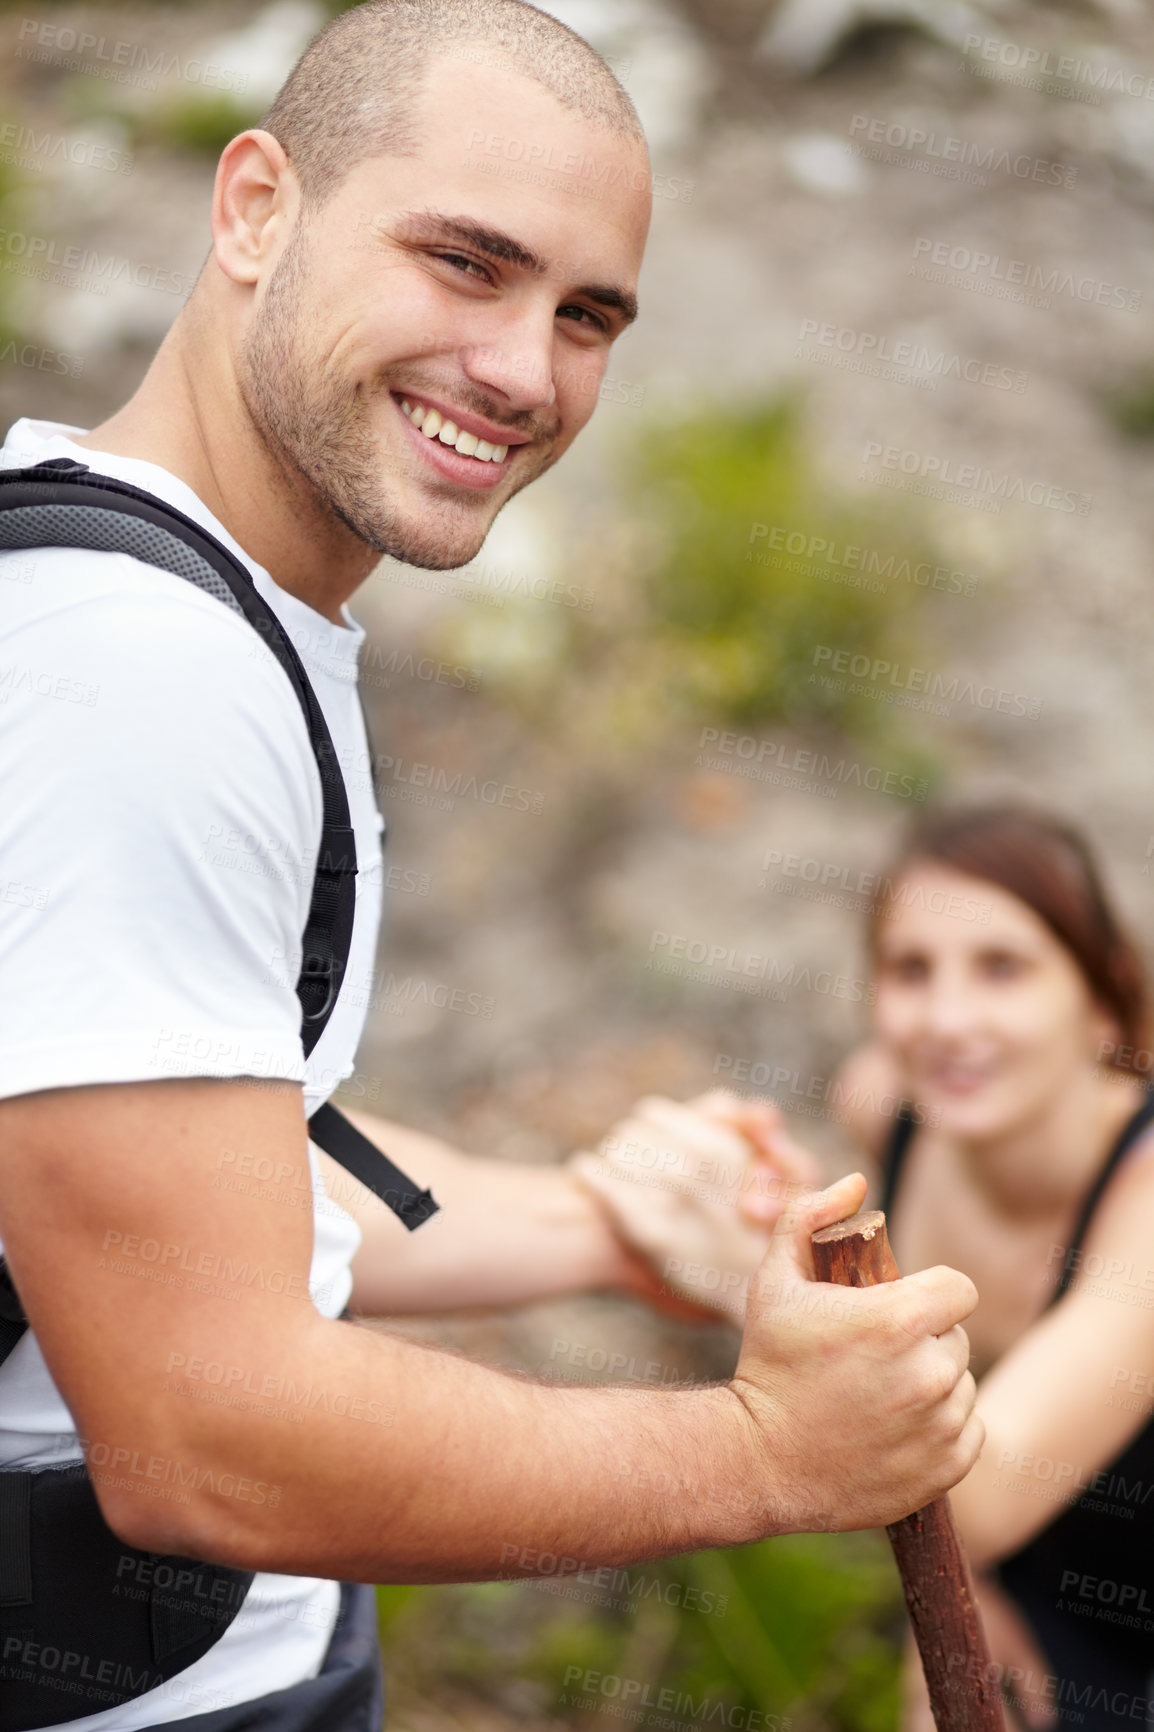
left=0, top=418, right=385, bottom=1725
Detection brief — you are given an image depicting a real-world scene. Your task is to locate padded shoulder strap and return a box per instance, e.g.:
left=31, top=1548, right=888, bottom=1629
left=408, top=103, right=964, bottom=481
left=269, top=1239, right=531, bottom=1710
left=0, top=460, right=438, bottom=1285
left=0, top=458, right=355, bottom=1051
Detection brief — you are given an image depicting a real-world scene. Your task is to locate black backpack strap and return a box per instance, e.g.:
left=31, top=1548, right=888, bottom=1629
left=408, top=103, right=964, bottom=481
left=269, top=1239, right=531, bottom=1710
left=0, top=460, right=438, bottom=1294
left=0, top=1263, right=27, bottom=1375
left=0, top=458, right=354, bottom=1051
left=309, top=1104, right=438, bottom=1228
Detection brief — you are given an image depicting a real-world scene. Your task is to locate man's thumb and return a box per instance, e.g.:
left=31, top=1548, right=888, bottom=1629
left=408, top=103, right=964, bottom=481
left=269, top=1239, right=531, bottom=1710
left=761, top=1172, right=869, bottom=1280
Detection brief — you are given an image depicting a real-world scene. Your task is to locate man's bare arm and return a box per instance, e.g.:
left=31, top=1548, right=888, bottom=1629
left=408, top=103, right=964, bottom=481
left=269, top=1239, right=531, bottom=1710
left=315, top=1105, right=763, bottom=1314
left=0, top=1079, right=982, bottom=1581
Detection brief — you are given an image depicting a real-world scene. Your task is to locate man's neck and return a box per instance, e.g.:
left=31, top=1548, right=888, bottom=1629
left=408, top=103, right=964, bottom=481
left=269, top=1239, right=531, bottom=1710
left=73, top=319, right=378, bottom=625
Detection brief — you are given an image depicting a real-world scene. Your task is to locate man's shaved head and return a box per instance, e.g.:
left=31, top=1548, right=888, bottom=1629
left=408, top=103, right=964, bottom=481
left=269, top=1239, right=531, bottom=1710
left=261, top=0, right=646, bottom=211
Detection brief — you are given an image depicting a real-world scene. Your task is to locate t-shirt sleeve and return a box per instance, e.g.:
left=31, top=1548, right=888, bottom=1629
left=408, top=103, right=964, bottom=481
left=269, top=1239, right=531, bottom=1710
left=0, top=556, right=321, bottom=1099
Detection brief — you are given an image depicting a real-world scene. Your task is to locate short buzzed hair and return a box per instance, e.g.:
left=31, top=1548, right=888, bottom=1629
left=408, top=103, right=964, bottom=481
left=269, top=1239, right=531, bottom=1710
left=261, top=0, right=647, bottom=210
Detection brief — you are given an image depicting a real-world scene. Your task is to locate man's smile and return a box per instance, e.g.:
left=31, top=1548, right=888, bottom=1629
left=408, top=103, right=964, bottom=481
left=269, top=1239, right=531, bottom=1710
left=391, top=387, right=536, bottom=491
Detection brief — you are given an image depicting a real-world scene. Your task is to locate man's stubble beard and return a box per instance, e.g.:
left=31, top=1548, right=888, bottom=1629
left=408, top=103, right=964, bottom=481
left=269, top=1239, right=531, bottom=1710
left=236, top=223, right=525, bottom=571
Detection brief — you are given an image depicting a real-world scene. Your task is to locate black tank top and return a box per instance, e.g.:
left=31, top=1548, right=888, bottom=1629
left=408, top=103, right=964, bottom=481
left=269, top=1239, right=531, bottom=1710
left=879, top=1090, right=1154, bottom=1675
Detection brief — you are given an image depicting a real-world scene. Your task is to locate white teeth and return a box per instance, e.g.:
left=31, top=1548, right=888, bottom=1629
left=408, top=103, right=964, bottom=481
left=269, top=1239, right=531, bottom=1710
left=401, top=397, right=512, bottom=461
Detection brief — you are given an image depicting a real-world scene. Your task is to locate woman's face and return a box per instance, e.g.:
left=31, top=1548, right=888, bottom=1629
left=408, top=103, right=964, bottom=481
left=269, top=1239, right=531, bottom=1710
left=872, top=862, right=1114, bottom=1140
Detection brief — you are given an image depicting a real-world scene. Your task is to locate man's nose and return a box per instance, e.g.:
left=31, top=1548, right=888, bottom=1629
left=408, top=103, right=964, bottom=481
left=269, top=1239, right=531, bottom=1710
left=460, top=323, right=557, bottom=413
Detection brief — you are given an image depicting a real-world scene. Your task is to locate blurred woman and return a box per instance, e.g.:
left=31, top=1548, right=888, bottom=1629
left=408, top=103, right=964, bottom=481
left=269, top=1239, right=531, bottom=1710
left=574, top=803, right=1154, bottom=1731
left=829, top=805, right=1154, bottom=1732
left=575, top=807, right=1154, bottom=1732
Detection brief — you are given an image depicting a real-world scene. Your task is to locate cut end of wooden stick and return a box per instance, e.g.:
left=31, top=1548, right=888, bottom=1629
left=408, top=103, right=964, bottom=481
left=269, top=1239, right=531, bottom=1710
left=811, top=1209, right=900, bottom=1287
left=812, top=1209, right=887, bottom=1247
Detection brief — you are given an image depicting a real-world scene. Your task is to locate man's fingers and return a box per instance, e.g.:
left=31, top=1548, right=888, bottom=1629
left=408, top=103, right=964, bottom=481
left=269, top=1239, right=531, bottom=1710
left=933, top=1322, right=973, bottom=1384
left=889, top=1264, right=980, bottom=1337
left=761, top=1172, right=869, bottom=1279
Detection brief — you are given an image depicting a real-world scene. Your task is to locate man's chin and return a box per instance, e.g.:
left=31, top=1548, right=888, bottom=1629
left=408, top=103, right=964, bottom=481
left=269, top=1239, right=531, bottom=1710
left=383, top=525, right=495, bottom=572
left=329, top=488, right=498, bottom=572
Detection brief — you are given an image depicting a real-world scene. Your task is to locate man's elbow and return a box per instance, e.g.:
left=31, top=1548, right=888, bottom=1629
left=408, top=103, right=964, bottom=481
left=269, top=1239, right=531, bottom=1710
left=95, top=1469, right=224, bottom=1561
left=84, top=1415, right=276, bottom=1568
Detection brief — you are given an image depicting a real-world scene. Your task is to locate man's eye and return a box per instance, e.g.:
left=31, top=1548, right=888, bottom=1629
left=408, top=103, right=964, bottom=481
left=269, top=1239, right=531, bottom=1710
left=558, top=304, right=606, bottom=331
left=437, top=252, right=490, bottom=280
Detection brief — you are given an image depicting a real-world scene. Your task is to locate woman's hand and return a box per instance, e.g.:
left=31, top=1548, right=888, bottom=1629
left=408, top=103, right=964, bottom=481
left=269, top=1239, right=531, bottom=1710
left=566, top=1089, right=821, bottom=1319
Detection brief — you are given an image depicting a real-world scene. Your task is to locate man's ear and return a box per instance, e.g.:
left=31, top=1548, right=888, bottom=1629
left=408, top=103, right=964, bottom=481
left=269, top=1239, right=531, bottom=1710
left=211, top=128, right=300, bottom=287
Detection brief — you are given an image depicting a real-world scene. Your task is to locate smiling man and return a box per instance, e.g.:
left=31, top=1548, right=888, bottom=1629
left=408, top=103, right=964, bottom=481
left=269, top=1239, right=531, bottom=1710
left=0, top=4, right=983, bottom=1730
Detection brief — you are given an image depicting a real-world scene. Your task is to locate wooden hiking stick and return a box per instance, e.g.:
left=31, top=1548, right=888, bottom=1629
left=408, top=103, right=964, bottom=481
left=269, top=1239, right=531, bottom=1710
left=810, top=1210, right=1005, bottom=1732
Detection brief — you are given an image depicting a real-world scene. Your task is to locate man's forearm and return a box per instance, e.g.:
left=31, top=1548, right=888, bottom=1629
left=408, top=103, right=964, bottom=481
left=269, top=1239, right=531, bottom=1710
left=317, top=1112, right=645, bottom=1312
left=118, top=1312, right=765, bottom=1580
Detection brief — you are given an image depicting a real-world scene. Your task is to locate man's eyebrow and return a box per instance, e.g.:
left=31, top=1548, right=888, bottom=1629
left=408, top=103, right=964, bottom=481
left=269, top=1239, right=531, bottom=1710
left=394, top=209, right=639, bottom=325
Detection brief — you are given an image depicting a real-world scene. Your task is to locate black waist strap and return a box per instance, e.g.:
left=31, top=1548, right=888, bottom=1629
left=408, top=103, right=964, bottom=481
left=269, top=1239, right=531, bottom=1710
left=0, top=1464, right=254, bottom=1731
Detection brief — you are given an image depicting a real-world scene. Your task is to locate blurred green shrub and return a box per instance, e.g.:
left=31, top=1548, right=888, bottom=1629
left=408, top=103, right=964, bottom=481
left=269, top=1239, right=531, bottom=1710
left=59, top=86, right=264, bottom=157
left=440, top=396, right=951, bottom=779
left=1104, top=374, right=1154, bottom=439
left=375, top=1530, right=903, bottom=1731
left=622, top=398, right=931, bottom=737
left=0, top=160, right=27, bottom=348
left=136, top=91, right=264, bottom=155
